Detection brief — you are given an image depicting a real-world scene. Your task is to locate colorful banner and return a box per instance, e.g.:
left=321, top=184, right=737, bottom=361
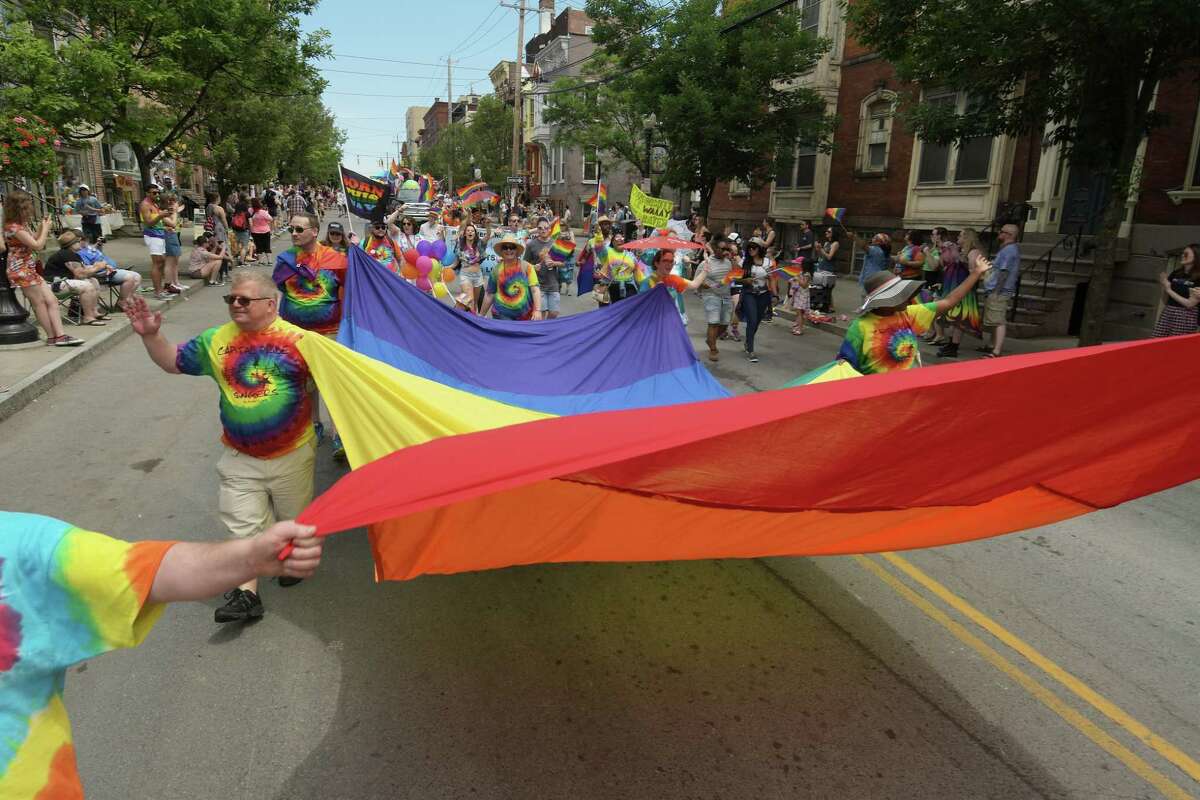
left=297, top=333, right=1200, bottom=581
left=629, top=183, right=674, bottom=229
left=340, top=167, right=390, bottom=221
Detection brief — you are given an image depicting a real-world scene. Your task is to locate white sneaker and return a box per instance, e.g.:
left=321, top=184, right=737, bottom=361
left=155, top=291, right=174, bottom=300
left=169, top=283, right=186, bottom=292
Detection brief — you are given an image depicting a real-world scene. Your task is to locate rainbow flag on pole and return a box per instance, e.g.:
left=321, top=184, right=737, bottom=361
left=418, top=174, right=437, bottom=202
left=825, top=207, right=847, bottom=223
left=457, top=181, right=487, bottom=199
left=585, top=182, right=607, bottom=214
left=461, top=189, right=499, bottom=207
left=772, top=261, right=805, bottom=279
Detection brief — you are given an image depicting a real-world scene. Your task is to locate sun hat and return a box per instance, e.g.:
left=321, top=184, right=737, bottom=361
left=859, top=273, right=924, bottom=313
left=57, top=230, right=82, bottom=248
left=492, top=233, right=526, bottom=257
left=77, top=184, right=90, bottom=191
left=597, top=214, right=612, bottom=224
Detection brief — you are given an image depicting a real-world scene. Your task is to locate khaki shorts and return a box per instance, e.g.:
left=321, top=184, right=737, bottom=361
left=216, top=439, right=316, bottom=538
left=983, top=293, right=1011, bottom=327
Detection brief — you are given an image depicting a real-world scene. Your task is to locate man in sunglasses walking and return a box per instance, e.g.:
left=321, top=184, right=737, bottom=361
left=125, top=269, right=318, bottom=624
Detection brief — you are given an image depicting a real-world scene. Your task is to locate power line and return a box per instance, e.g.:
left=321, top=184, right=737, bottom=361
left=459, top=21, right=518, bottom=62
left=327, top=90, right=464, bottom=99
left=320, top=67, right=477, bottom=81
left=330, top=53, right=491, bottom=71
left=449, top=3, right=504, bottom=54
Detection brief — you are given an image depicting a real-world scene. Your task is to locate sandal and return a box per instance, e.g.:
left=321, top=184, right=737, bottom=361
left=974, top=345, right=992, bottom=353
left=982, top=352, right=999, bottom=358
left=792, top=328, right=804, bottom=335
left=80, top=319, right=107, bottom=326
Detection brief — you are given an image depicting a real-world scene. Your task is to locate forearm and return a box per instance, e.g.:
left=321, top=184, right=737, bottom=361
left=149, top=539, right=258, bottom=603
left=140, top=332, right=181, bottom=373
left=936, top=271, right=981, bottom=313
left=532, top=286, right=543, bottom=313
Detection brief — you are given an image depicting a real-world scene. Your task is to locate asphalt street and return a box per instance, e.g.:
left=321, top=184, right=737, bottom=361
left=3, top=228, right=1198, bottom=799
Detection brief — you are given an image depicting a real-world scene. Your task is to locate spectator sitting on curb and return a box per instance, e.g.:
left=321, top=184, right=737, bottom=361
left=42, top=229, right=110, bottom=326
left=187, top=233, right=226, bottom=285
left=0, top=510, right=322, bottom=800
left=78, top=233, right=142, bottom=311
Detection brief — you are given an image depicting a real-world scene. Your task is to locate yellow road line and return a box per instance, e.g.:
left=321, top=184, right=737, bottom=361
left=853, top=554, right=1195, bottom=800
left=881, top=551, right=1200, bottom=785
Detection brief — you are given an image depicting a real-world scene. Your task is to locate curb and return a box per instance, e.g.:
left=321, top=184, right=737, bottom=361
left=0, top=284, right=203, bottom=424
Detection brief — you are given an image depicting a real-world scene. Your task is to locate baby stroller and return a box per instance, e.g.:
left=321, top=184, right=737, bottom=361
left=809, top=270, right=836, bottom=312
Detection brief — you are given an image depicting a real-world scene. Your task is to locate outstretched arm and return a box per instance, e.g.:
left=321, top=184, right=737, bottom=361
left=125, top=296, right=181, bottom=373
left=149, top=521, right=321, bottom=603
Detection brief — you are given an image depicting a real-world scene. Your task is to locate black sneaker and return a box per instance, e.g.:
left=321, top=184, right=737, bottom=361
left=278, top=576, right=303, bottom=588
left=937, top=342, right=959, bottom=359
left=214, top=588, right=264, bottom=623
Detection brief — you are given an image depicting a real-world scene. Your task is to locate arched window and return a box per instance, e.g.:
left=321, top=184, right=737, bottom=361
left=857, top=90, right=896, bottom=175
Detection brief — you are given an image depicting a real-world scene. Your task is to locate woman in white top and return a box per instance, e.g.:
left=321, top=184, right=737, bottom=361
left=738, top=236, right=773, bottom=363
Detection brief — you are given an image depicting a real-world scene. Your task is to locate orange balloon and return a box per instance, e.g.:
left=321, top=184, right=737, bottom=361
left=441, top=267, right=456, bottom=283
left=401, top=262, right=419, bottom=280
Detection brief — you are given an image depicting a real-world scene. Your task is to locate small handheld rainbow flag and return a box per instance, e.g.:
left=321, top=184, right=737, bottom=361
left=772, top=260, right=805, bottom=279
left=825, top=207, right=847, bottom=223
left=549, top=239, right=576, bottom=263
left=548, top=217, right=562, bottom=239
left=461, top=189, right=499, bottom=207
left=722, top=267, right=745, bottom=286
left=457, top=181, right=487, bottom=199
left=585, top=182, right=607, bottom=214
left=418, top=174, right=436, bottom=202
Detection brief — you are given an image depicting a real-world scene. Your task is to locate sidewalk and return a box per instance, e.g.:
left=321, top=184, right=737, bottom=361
left=0, top=224, right=285, bottom=422
left=770, top=275, right=1081, bottom=360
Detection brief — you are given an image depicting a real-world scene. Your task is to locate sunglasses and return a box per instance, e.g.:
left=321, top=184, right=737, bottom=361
left=223, top=294, right=272, bottom=307
left=500, top=244, right=518, bottom=251
left=289, top=226, right=309, bottom=234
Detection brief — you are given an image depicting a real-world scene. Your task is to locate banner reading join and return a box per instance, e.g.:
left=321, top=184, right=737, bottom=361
left=629, top=183, right=674, bottom=229
left=341, top=166, right=390, bottom=220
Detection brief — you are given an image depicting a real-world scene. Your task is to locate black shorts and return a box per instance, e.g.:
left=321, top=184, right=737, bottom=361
left=252, top=232, right=272, bottom=254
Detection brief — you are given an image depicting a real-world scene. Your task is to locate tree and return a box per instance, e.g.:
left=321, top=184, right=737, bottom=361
left=847, top=0, right=1200, bottom=345
left=1, top=0, right=329, bottom=188
left=417, top=122, right=472, bottom=188
left=465, top=96, right=515, bottom=190
left=545, top=0, right=835, bottom=215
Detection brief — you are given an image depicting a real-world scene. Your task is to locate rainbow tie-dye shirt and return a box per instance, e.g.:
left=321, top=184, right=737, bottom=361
left=838, top=302, right=937, bottom=375
left=273, top=245, right=347, bottom=335
left=0, top=512, right=174, bottom=800
left=486, top=261, right=540, bottom=321
left=176, top=319, right=315, bottom=459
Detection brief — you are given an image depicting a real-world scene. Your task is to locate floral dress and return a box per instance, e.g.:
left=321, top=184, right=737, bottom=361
left=4, top=223, right=43, bottom=288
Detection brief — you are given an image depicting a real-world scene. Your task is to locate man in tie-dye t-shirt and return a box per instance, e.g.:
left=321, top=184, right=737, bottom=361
left=126, top=269, right=318, bottom=624
left=274, top=212, right=349, bottom=461
left=0, top=511, right=321, bottom=798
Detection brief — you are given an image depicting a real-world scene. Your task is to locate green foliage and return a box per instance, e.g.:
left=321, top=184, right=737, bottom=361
left=417, top=122, right=472, bottom=187
left=416, top=96, right=515, bottom=191
left=0, top=114, right=63, bottom=182
left=0, top=0, right=336, bottom=184
left=545, top=0, right=835, bottom=212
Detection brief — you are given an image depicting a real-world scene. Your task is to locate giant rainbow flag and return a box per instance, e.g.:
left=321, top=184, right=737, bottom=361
left=336, top=246, right=729, bottom=415
left=294, top=331, right=1200, bottom=581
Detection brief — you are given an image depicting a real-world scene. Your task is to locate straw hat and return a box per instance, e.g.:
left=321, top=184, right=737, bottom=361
left=57, top=229, right=82, bottom=248
left=492, top=233, right=526, bottom=257
left=859, top=274, right=924, bottom=313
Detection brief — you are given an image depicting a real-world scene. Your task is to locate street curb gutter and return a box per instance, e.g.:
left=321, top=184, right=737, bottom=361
left=0, top=285, right=202, bottom=424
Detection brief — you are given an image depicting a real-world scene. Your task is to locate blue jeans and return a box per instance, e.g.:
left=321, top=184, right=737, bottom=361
left=740, top=291, right=769, bottom=353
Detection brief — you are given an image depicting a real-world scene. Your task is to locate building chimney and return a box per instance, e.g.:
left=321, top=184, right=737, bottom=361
left=539, top=0, right=554, bottom=35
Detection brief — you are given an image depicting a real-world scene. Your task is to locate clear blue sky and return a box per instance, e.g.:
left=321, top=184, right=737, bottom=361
left=301, top=1, right=578, bottom=174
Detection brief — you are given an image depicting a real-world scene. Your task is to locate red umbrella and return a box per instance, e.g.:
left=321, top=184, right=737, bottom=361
left=619, top=235, right=704, bottom=251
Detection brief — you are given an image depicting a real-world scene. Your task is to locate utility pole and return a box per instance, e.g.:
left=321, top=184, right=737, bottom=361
left=501, top=0, right=528, bottom=204
left=392, top=135, right=403, bottom=168
left=446, top=57, right=454, bottom=195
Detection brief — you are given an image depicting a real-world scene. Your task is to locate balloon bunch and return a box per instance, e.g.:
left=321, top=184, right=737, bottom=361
left=401, top=239, right=456, bottom=298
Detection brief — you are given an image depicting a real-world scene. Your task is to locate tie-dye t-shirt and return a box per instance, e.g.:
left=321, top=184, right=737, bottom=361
left=273, top=245, right=348, bottom=335
left=838, top=302, right=937, bottom=375
left=486, top=261, right=540, bottom=321
left=364, top=234, right=400, bottom=274
left=176, top=319, right=315, bottom=458
left=0, top=512, right=174, bottom=800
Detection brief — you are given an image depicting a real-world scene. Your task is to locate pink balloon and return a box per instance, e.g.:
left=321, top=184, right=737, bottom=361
left=416, top=275, right=433, bottom=292
left=416, top=255, right=433, bottom=275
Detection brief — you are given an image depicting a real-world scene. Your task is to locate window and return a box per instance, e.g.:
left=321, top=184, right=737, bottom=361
left=800, top=0, right=821, bottom=34
left=794, top=144, right=816, bottom=188
left=729, top=178, right=750, bottom=196
left=857, top=92, right=896, bottom=174
left=584, top=25, right=594, bottom=35
left=916, top=91, right=994, bottom=185
left=774, top=144, right=794, bottom=189
left=582, top=150, right=599, bottom=183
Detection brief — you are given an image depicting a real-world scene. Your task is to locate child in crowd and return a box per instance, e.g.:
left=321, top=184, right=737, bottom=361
left=790, top=271, right=811, bottom=336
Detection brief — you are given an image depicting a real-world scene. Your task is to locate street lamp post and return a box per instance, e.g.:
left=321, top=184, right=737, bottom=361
left=642, top=113, right=658, bottom=192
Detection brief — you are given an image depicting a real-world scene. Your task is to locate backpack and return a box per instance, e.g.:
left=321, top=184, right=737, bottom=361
left=232, top=210, right=248, bottom=230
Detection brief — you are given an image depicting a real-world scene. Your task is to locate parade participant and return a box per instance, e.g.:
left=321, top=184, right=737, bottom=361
left=555, top=225, right=577, bottom=296
left=250, top=197, right=274, bottom=265
left=592, top=226, right=639, bottom=304
left=480, top=234, right=543, bottom=321
left=126, top=269, right=319, bottom=623
left=2, top=190, right=83, bottom=346
left=73, top=184, right=106, bottom=243
left=139, top=183, right=173, bottom=299
left=274, top=211, right=349, bottom=462
left=838, top=253, right=991, bottom=375
left=737, top=237, right=773, bottom=362
left=847, top=230, right=891, bottom=298
left=457, top=222, right=486, bottom=312
left=321, top=221, right=349, bottom=253
left=1152, top=243, right=1200, bottom=337
left=395, top=216, right=420, bottom=254
left=419, top=208, right=444, bottom=242
left=525, top=218, right=560, bottom=318
left=895, top=230, right=925, bottom=280
left=923, top=227, right=947, bottom=341
left=691, top=234, right=738, bottom=362
left=934, top=236, right=979, bottom=358
left=724, top=231, right=744, bottom=341
left=42, top=229, right=108, bottom=326
left=363, top=217, right=401, bottom=274
left=0, top=511, right=321, bottom=800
